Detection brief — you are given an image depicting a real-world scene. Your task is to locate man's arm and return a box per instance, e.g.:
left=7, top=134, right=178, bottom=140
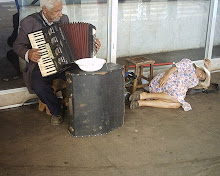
left=13, top=18, right=32, bottom=60
left=14, top=14, right=69, bottom=63
left=13, top=18, right=42, bottom=63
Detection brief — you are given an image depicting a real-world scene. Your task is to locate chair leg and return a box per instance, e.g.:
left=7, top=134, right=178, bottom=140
left=138, top=65, right=143, bottom=84
left=125, top=62, right=129, bottom=74
left=38, top=99, right=45, bottom=112
left=150, top=64, right=154, bottom=81
left=132, top=79, right=137, bottom=93
left=45, top=106, right=52, bottom=116
left=38, top=99, right=52, bottom=116
left=61, top=86, right=68, bottom=107
left=132, top=66, right=139, bottom=93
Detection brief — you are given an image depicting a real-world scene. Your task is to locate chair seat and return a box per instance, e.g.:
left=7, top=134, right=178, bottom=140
left=125, top=56, right=155, bottom=66
left=125, top=56, right=155, bottom=93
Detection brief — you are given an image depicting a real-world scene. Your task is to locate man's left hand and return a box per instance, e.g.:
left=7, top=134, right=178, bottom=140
left=95, top=38, right=101, bottom=52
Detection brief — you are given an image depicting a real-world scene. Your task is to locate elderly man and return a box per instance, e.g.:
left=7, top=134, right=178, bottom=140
left=13, top=0, right=101, bottom=125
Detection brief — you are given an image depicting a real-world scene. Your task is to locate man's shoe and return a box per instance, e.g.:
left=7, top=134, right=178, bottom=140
left=51, top=115, right=63, bottom=125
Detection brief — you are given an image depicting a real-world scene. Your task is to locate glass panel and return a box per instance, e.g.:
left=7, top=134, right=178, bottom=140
left=0, top=0, right=108, bottom=90
left=18, top=0, right=107, bottom=59
left=117, top=0, right=211, bottom=66
left=62, top=1, right=107, bottom=59
left=0, top=0, right=23, bottom=90
left=212, top=0, right=220, bottom=58
left=17, top=0, right=130, bottom=5
left=18, top=0, right=40, bottom=6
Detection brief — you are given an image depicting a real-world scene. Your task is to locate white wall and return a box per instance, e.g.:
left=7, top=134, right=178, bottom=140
left=19, top=1, right=220, bottom=59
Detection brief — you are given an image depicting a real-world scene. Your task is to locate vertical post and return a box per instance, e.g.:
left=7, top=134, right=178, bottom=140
left=107, top=0, right=118, bottom=63
left=205, top=0, right=218, bottom=59
left=15, top=0, right=20, bottom=12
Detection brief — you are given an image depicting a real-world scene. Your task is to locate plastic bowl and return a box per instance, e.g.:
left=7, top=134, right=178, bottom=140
left=75, top=58, right=106, bottom=72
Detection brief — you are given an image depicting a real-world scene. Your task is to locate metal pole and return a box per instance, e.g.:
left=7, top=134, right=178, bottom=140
left=107, top=0, right=118, bottom=63
left=205, top=0, right=218, bottom=59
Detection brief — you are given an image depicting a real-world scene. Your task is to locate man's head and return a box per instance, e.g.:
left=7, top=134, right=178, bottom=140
left=40, top=0, right=63, bottom=23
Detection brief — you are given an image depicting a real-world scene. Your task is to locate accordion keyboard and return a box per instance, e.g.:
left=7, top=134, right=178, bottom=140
left=28, top=30, right=58, bottom=77
left=28, top=22, right=97, bottom=77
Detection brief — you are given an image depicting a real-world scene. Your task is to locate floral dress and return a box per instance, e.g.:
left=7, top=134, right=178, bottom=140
left=149, top=59, right=199, bottom=111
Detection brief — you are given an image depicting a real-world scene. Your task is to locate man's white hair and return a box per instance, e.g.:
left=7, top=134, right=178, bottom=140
left=40, top=0, right=62, bottom=10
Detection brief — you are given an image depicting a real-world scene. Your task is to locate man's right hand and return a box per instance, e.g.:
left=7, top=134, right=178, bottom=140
left=28, top=49, right=42, bottom=63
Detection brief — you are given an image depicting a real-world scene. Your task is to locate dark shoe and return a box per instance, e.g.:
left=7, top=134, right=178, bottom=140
left=51, top=115, right=63, bottom=125
left=129, top=91, right=142, bottom=101
left=130, top=100, right=139, bottom=109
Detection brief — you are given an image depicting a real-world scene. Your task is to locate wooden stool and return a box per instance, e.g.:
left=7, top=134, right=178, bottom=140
left=38, top=79, right=67, bottom=116
left=125, top=56, right=155, bottom=93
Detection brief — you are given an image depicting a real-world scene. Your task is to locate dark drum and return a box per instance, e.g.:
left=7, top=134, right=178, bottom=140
left=66, top=63, right=124, bottom=137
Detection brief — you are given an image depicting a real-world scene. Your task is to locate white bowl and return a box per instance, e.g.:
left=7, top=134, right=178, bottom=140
left=75, top=58, right=106, bottom=72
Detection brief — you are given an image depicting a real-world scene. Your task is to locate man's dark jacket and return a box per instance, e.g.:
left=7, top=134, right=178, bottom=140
left=13, top=11, right=69, bottom=93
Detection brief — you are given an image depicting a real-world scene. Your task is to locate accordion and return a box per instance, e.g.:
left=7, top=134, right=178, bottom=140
left=28, top=22, right=96, bottom=77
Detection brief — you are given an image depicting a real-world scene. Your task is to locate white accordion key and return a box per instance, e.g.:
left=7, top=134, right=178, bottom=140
left=28, top=31, right=58, bottom=77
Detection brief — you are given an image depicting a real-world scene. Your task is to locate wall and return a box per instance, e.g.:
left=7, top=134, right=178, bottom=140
left=19, top=1, right=220, bottom=59
left=0, top=87, right=37, bottom=109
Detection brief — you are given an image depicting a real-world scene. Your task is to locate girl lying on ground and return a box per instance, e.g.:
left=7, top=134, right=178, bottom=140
left=129, top=58, right=211, bottom=111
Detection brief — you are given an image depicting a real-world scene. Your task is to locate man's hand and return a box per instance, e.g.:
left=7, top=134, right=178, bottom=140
left=28, top=49, right=42, bottom=63
left=95, top=38, right=101, bottom=52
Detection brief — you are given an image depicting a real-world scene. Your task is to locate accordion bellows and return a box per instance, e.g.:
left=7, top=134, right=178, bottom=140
left=28, top=22, right=96, bottom=77
left=62, top=22, right=96, bottom=60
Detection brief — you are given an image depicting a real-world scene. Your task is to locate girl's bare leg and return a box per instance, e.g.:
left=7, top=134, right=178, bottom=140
left=135, top=92, right=181, bottom=109
left=140, top=92, right=178, bottom=102
left=130, top=92, right=181, bottom=109
left=138, top=99, right=181, bottom=109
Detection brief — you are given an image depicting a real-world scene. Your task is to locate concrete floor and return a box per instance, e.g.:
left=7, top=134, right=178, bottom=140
left=0, top=72, right=220, bottom=176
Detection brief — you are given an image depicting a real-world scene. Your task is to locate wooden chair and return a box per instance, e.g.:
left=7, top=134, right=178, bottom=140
left=38, top=79, right=67, bottom=116
left=125, top=56, right=155, bottom=93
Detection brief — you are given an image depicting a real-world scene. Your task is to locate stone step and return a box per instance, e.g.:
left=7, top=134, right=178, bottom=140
left=0, top=87, right=37, bottom=110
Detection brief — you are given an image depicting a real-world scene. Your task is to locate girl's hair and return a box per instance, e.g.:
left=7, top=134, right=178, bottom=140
left=40, top=0, right=62, bottom=10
